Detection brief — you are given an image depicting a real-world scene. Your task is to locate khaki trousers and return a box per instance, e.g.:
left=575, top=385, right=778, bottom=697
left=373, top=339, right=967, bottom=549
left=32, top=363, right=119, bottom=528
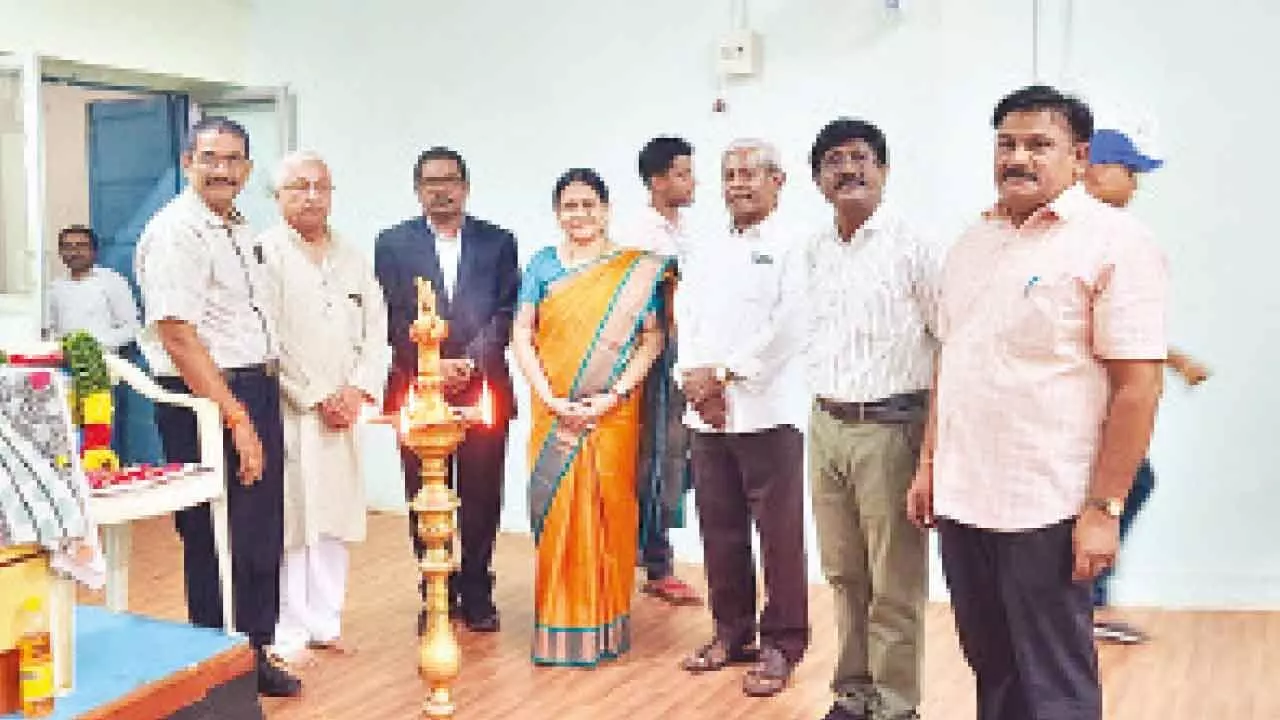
left=809, top=403, right=926, bottom=718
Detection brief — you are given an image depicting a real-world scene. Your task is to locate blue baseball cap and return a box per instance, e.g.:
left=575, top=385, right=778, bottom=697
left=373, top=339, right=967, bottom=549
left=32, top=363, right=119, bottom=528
left=1089, top=129, right=1163, bottom=173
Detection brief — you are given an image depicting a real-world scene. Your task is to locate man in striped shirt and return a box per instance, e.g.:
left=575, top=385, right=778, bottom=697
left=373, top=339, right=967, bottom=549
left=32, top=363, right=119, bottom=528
left=805, top=118, right=939, bottom=720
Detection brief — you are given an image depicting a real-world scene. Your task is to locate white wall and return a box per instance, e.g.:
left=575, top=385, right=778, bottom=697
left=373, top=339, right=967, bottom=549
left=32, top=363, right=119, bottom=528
left=0, top=0, right=252, bottom=83
left=241, top=0, right=1276, bottom=608
left=0, top=0, right=255, bottom=345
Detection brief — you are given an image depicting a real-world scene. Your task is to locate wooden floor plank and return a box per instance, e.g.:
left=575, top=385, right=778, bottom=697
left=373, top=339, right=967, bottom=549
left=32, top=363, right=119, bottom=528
left=82, top=513, right=1279, bottom=719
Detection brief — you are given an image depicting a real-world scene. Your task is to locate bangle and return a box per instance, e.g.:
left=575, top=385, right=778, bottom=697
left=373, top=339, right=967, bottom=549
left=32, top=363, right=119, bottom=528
left=223, top=405, right=249, bottom=430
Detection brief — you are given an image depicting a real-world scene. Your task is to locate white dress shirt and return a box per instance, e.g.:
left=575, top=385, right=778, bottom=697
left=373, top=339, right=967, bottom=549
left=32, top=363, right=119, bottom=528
left=432, top=226, right=462, bottom=299
left=616, top=205, right=688, bottom=261
left=135, top=190, right=272, bottom=375
left=806, top=208, right=941, bottom=403
left=45, top=267, right=142, bottom=350
left=675, top=212, right=809, bottom=434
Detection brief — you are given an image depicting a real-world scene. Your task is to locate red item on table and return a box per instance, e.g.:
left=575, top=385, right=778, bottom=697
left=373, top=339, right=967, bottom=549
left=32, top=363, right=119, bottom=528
left=4, top=353, right=63, bottom=367
left=82, top=423, right=112, bottom=448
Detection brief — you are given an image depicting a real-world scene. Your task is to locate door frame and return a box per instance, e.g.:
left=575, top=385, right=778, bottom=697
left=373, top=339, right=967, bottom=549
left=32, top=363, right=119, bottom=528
left=0, top=52, right=294, bottom=333
left=0, top=52, right=45, bottom=308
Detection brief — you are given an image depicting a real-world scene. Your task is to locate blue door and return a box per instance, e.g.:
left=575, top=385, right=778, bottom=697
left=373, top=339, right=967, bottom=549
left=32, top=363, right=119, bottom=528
left=87, top=93, right=188, bottom=466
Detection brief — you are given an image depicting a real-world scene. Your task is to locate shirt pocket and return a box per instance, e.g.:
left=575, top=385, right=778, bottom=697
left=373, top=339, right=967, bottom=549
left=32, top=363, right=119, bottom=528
left=1001, top=272, right=1085, bottom=359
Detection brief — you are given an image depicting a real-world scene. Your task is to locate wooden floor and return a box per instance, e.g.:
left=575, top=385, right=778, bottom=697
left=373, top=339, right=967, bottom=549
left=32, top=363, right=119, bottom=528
left=86, top=514, right=1280, bottom=720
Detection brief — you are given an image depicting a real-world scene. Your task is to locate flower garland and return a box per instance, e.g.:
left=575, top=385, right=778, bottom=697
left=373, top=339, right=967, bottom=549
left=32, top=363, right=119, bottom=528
left=59, top=332, right=120, bottom=472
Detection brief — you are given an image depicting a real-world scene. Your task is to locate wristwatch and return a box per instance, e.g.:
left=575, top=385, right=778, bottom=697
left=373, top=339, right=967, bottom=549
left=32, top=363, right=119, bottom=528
left=1084, top=497, right=1124, bottom=518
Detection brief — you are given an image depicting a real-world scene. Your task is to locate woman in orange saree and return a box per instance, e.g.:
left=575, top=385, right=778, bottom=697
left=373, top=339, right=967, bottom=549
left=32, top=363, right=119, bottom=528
left=512, top=169, right=668, bottom=667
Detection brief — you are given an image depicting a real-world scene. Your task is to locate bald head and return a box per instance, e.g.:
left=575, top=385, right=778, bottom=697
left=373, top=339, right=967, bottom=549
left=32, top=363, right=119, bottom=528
left=273, top=151, right=333, bottom=240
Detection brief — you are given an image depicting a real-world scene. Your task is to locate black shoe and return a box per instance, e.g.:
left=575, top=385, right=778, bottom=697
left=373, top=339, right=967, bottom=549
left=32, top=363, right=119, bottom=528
left=464, top=609, right=501, bottom=632
left=256, top=650, right=302, bottom=697
left=822, top=702, right=867, bottom=720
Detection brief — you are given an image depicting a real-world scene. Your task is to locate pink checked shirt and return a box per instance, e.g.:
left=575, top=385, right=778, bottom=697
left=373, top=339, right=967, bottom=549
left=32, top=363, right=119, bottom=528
left=933, top=184, right=1168, bottom=531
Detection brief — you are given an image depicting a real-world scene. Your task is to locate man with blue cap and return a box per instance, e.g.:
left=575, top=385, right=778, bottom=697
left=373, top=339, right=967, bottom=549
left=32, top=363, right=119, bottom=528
left=1084, top=128, right=1211, bottom=645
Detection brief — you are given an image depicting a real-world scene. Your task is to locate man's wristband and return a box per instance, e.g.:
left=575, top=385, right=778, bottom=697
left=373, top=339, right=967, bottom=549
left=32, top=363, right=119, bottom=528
left=224, top=404, right=249, bottom=430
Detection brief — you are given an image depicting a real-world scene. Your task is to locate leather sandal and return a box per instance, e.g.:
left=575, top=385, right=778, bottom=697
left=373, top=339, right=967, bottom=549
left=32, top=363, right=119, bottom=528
left=641, top=576, right=704, bottom=606
left=741, top=647, right=792, bottom=697
left=680, top=639, right=760, bottom=673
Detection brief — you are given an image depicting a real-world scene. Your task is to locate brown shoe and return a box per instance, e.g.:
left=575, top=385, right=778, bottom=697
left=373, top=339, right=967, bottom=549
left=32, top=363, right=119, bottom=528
left=680, top=639, right=760, bottom=673
left=741, top=647, right=791, bottom=697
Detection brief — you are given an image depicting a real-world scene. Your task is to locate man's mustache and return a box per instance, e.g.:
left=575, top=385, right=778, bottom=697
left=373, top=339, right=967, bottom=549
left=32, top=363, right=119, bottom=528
left=1001, top=168, right=1037, bottom=182
left=835, top=175, right=866, bottom=189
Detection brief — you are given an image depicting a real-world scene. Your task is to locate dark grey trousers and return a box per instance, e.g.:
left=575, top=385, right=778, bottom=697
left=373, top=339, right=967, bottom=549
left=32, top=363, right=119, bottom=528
left=937, top=516, right=1101, bottom=720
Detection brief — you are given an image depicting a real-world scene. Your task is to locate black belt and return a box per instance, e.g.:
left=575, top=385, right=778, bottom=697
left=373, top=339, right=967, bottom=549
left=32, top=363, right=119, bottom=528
left=222, top=360, right=279, bottom=384
left=817, top=390, right=928, bottom=424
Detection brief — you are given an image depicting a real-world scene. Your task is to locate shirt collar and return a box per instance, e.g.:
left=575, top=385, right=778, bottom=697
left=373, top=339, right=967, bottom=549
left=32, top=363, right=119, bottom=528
left=828, top=203, right=889, bottom=245
left=983, top=182, right=1091, bottom=228
left=426, top=215, right=467, bottom=241
left=180, top=187, right=247, bottom=229
left=646, top=204, right=684, bottom=235
left=731, top=209, right=781, bottom=240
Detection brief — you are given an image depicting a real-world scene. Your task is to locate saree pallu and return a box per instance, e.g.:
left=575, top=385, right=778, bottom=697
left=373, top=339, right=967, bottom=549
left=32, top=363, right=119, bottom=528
left=528, top=249, right=667, bottom=666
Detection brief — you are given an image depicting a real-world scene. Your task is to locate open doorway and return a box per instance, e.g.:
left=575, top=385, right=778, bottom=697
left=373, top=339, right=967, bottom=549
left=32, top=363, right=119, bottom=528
left=0, top=53, right=295, bottom=463
left=0, top=53, right=294, bottom=342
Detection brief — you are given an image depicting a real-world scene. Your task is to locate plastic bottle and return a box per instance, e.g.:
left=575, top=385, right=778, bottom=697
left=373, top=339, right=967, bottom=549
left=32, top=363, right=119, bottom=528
left=17, top=597, right=54, bottom=718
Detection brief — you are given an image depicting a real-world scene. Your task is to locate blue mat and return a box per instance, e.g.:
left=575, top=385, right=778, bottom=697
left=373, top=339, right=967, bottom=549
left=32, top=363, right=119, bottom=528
left=3, top=606, right=247, bottom=719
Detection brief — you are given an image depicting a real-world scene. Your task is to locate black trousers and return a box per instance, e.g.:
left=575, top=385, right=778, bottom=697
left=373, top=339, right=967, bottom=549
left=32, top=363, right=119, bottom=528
left=690, top=425, right=809, bottom=663
left=157, top=371, right=284, bottom=650
left=401, top=419, right=509, bottom=615
left=937, top=516, right=1101, bottom=720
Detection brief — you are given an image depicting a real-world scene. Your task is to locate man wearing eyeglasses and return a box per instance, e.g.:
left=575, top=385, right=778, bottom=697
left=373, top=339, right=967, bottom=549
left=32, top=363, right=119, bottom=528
left=135, top=117, right=301, bottom=696
left=257, top=151, right=390, bottom=666
left=805, top=118, right=939, bottom=720
left=374, top=146, right=520, bottom=634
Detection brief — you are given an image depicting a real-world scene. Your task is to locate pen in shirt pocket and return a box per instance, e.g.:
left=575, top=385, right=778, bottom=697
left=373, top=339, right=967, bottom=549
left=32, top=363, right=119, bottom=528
left=1023, top=275, right=1041, bottom=296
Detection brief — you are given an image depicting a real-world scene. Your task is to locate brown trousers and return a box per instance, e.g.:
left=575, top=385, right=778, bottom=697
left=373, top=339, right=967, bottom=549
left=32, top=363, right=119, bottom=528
left=690, top=425, right=809, bottom=663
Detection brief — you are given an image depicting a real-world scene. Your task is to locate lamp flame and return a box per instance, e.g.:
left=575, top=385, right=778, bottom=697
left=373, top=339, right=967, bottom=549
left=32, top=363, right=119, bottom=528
left=479, top=380, right=494, bottom=427
left=399, top=387, right=418, bottom=435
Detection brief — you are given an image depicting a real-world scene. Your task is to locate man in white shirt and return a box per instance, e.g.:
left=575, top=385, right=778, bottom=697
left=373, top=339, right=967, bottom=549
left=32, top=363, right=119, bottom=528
left=45, top=224, right=151, bottom=465
left=259, top=152, right=390, bottom=665
left=45, top=225, right=141, bottom=352
left=677, top=139, right=809, bottom=698
left=620, top=136, right=702, bottom=607
left=806, top=119, right=937, bottom=720
left=135, top=117, right=300, bottom=696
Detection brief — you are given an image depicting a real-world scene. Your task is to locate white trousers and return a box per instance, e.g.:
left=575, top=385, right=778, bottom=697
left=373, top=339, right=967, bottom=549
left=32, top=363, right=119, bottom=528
left=273, top=536, right=348, bottom=661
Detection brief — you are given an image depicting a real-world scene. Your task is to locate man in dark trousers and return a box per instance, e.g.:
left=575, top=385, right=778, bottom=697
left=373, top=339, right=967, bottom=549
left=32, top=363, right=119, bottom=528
left=374, top=146, right=519, bottom=633
left=135, top=117, right=300, bottom=696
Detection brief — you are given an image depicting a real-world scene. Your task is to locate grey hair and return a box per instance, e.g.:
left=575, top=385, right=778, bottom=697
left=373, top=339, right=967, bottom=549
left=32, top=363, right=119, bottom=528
left=723, top=138, right=782, bottom=171
left=272, top=150, right=330, bottom=191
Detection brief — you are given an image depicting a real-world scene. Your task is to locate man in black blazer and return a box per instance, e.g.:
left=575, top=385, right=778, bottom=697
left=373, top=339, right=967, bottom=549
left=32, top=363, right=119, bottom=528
left=374, top=146, right=519, bottom=632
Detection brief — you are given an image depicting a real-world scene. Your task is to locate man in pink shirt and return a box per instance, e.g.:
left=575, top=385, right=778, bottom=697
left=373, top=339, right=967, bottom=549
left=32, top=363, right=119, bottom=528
left=907, top=85, right=1168, bottom=719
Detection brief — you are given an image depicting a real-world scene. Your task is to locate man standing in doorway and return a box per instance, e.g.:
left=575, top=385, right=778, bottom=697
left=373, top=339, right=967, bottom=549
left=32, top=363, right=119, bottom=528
left=806, top=118, right=936, bottom=720
left=618, top=136, right=702, bottom=606
left=45, top=225, right=147, bottom=463
left=375, top=146, right=520, bottom=634
left=1084, top=128, right=1210, bottom=645
left=677, top=139, right=809, bottom=698
left=908, top=85, right=1169, bottom=719
left=135, top=117, right=301, bottom=696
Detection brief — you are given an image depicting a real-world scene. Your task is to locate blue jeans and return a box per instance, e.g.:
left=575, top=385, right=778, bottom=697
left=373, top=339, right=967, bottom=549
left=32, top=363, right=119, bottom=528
left=1092, top=458, right=1156, bottom=607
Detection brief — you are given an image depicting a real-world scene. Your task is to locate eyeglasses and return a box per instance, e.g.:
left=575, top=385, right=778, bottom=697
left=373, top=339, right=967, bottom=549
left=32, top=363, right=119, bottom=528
left=418, top=175, right=465, bottom=189
left=280, top=180, right=335, bottom=195
left=820, top=150, right=877, bottom=171
left=193, top=152, right=249, bottom=170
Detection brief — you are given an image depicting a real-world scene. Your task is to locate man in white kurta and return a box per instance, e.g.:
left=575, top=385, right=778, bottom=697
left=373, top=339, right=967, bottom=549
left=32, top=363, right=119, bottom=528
left=259, top=152, right=390, bottom=663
